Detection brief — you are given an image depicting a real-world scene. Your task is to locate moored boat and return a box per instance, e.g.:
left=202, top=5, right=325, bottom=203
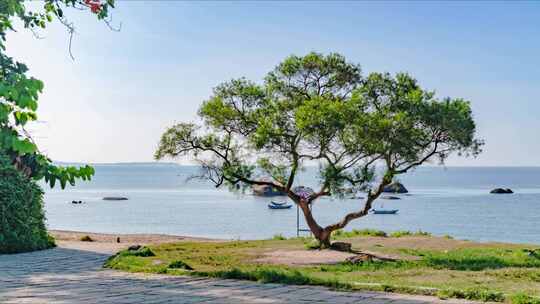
left=268, top=203, right=292, bottom=209
left=371, top=209, right=399, bottom=215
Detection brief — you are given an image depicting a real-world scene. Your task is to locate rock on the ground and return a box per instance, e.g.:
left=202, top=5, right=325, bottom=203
left=128, top=244, right=141, bottom=251
left=383, top=182, right=408, bottom=194
left=490, top=188, right=513, bottom=194
left=346, top=253, right=374, bottom=264
left=331, top=242, right=352, bottom=252
left=346, top=252, right=399, bottom=264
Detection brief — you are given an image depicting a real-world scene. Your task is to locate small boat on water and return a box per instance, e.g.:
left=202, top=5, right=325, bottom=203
left=371, top=209, right=399, bottom=215
left=270, top=201, right=288, bottom=206
left=268, top=203, right=292, bottom=209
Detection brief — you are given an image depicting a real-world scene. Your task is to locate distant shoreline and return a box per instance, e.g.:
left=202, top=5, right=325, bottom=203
left=49, top=230, right=221, bottom=244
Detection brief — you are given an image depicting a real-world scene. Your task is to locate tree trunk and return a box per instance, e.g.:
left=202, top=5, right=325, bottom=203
left=296, top=199, right=333, bottom=248
left=317, top=229, right=332, bottom=248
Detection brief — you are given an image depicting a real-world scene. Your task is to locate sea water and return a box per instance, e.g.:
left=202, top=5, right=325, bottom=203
left=43, top=164, right=540, bottom=244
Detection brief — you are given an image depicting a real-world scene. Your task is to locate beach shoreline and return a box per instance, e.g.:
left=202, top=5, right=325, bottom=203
left=50, top=229, right=219, bottom=243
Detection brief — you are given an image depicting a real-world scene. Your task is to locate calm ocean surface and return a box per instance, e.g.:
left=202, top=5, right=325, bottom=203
left=43, top=164, right=540, bottom=244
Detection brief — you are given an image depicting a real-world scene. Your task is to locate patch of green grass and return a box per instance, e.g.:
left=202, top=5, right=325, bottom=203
left=105, top=237, right=540, bottom=303
left=168, top=260, right=193, bottom=270
left=511, top=293, right=540, bottom=304
left=332, top=229, right=387, bottom=239
left=272, top=234, right=287, bottom=240
left=421, top=248, right=540, bottom=271
left=332, top=228, right=435, bottom=239
left=304, top=239, right=322, bottom=250
left=390, top=230, right=431, bottom=238
left=437, top=287, right=505, bottom=302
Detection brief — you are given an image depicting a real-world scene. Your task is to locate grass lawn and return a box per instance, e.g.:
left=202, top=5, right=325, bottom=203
left=105, top=229, right=540, bottom=303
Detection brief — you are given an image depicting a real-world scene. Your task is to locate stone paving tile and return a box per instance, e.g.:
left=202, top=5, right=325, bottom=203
left=0, top=245, right=482, bottom=304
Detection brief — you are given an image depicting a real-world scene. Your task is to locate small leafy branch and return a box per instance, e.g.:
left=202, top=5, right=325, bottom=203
left=0, top=0, right=115, bottom=188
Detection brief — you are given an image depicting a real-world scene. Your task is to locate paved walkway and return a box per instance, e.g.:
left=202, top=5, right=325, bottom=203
left=0, top=243, right=478, bottom=303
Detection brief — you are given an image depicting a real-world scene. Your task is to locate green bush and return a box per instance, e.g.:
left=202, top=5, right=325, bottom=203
left=0, top=154, right=55, bottom=253
left=168, top=260, right=194, bottom=270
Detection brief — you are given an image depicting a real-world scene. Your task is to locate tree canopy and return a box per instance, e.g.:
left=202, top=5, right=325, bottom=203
left=156, top=53, right=482, bottom=247
left=0, top=0, right=115, bottom=188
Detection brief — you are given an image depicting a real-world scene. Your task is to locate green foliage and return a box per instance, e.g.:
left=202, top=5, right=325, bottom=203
left=0, top=153, right=55, bottom=253
left=0, top=0, right=114, bottom=188
left=155, top=52, right=483, bottom=241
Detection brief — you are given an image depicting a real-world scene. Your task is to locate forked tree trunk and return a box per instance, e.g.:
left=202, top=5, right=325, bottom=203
left=294, top=177, right=392, bottom=249
left=296, top=199, right=334, bottom=248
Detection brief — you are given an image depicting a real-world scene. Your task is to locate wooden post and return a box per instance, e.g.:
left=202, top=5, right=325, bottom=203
left=296, top=204, right=300, bottom=237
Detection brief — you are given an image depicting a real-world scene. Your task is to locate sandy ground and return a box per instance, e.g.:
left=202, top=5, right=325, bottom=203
left=51, top=230, right=216, bottom=243
left=255, top=249, right=357, bottom=265
left=50, top=230, right=219, bottom=254
left=50, top=230, right=363, bottom=264
left=51, top=230, right=497, bottom=265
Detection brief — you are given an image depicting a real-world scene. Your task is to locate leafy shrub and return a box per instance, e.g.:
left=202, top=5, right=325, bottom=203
left=168, top=260, right=194, bottom=270
left=0, top=154, right=55, bottom=253
left=272, top=234, right=287, bottom=240
left=80, top=235, right=94, bottom=242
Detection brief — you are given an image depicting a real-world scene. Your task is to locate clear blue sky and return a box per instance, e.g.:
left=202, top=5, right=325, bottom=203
left=8, top=1, right=540, bottom=166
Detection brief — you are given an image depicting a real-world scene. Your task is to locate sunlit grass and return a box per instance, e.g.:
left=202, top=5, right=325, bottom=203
left=104, top=232, right=540, bottom=303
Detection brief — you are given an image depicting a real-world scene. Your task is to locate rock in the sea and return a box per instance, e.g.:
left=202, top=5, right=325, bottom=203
left=490, top=188, right=513, bottom=194
left=103, top=197, right=129, bottom=201
left=252, top=184, right=286, bottom=197
left=383, top=182, right=408, bottom=194
left=381, top=196, right=401, bottom=200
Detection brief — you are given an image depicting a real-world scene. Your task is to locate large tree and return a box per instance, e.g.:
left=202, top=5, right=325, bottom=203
left=1, top=0, right=116, bottom=188
left=156, top=52, right=482, bottom=247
